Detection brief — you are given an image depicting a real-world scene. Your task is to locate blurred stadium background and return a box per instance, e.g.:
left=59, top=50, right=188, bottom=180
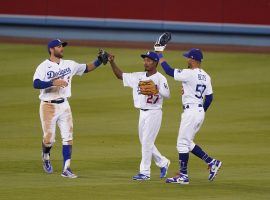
left=0, top=0, right=270, bottom=51
left=0, top=1, right=270, bottom=200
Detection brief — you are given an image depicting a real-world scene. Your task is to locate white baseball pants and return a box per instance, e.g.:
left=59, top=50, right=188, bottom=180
left=177, top=104, right=205, bottom=153
left=39, top=101, right=73, bottom=146
left=138, top=109, right=169, bottom=176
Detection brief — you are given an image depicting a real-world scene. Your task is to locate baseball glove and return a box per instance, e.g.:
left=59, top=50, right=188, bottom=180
left=154, top=32, right=172, bottom=52
left=139, top=80, right=159, bottom=95
left=98, top=49, right=109, bottom=65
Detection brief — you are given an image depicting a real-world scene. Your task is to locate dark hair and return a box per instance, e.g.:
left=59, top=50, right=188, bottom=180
left=48, top=47, right=52, bottom=55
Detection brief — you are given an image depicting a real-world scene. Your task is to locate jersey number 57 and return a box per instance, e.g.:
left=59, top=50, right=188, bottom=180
left=195, top=84, right=206, bottom=99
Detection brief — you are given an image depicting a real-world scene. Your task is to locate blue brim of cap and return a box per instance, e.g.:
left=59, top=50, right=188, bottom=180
left=141, top=54, right=152, bottom=60
left=183, top=52, right=189, bottom=58
left=62, top=42, right=68, bottom=47
left=141, top=54, right=159, bottom=62
left=141, top=54, right=148, bottom=59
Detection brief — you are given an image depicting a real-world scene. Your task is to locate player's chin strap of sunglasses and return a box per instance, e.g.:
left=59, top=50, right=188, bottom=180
left=44, top=98, right=66, bottom=104
left=183, top=104, right=202, bottom=110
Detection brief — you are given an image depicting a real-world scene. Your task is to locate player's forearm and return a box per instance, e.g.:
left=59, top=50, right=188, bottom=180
left=159, top=90, right=170, bottom=99
left=161, top=62, right=175, bottom=77
left=85, top=63, right=95, bottom=72
left=109, top=61, right=123, bottom=80
left=203, top=94, right=213, bottom=112
left=158, top=54, right=175, bottom=77
left=33, top=79, right=53, bottom=89
left=85, top=59, right=102, bottom=73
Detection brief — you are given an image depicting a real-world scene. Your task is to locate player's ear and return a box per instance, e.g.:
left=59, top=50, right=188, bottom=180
left=49, top=47, right=54, bottom=55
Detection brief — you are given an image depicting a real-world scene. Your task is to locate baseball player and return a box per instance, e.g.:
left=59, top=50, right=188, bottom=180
left=155, top=47, right=222, bottom=184
left=33, top=39, right=107, bottom=178
left=107, top=51, right=171, bottom=180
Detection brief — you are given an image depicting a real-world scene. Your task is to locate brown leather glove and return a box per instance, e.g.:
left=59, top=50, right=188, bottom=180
left=139, top=80, right=159, bottom=95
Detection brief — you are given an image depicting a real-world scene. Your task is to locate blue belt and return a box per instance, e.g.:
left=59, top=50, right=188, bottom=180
left=183, top=104, right=202, bottom=110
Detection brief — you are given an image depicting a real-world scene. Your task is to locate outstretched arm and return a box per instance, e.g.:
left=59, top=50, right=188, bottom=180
left=157, top=53, right=175, bottom=77
left=84, top=59, right=102, bottom=73
left=84, top=49, right=110, bottom=73
left=108, top=55, right=123, bottom=80
left=85, top=62, right=97, bottom=72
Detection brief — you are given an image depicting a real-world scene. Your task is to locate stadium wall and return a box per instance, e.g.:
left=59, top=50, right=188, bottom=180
left=0, top=0, right=269, bottom=46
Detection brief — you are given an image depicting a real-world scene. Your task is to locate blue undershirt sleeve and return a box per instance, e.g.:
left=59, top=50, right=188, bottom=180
left=33, top=79, right=53, bottom=89
left=84, top=64, right=89, bottom=73
left=84, top=59, right=102, bottom=73
left=158, top=53, right=175, bottom=77
left=203, top=94, right=213, bottom=112
left=160, top=61, right=175, bottom=77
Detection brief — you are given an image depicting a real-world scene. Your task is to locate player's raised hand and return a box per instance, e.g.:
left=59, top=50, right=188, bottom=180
left=154, top=44, right=163, bottom=53
left=98, top=49, right=109, bottom=65
left=154, top=32, right=172, bottom=52
left=52, top=78, right=68, bottom=88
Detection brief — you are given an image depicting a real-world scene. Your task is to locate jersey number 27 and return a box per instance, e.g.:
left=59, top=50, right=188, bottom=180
left=147, top=95, right=159, bottom=104
left=195, top=84, right=206, bottom=99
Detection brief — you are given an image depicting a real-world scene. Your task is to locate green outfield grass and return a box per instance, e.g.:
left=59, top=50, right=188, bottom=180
left=0, top=43, right=269, bottom=200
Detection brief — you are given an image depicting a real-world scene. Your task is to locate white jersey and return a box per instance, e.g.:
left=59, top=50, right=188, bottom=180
left=123, top=71, right=170, bottom=110
left=174, top=68, right=213, bottom=105
left=33, top=59, right=86, bottom=101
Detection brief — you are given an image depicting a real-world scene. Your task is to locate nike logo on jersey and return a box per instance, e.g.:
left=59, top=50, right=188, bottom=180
left=47, top=67, right=71, bottom=79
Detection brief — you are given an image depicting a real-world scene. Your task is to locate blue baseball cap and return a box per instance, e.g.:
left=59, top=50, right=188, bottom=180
left=47, top=39, right=67, bottom=52
left=141, top=51, right=159, bottom=62
left=183, top=48, right=203, bottom=62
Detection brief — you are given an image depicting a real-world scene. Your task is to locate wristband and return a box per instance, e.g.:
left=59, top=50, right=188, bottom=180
left=93, top=59, right=102, bottom=67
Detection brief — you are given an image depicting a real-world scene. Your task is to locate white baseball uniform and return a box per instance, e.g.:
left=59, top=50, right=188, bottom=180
left=123, top=71, right=170, bottom=176
left=33, top=59, right=86, bottom=145
left=174, top=68, right=213, bottom=153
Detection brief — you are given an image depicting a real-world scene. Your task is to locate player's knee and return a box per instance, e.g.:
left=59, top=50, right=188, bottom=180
left=141, top=140, right=154, bottom=148
left=141, top=143, right=154, bottom=152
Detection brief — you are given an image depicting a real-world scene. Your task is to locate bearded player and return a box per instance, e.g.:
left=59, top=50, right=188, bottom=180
left=154, top=33, right=222, bottom=184
left=33, top=39, right=108, bottom=178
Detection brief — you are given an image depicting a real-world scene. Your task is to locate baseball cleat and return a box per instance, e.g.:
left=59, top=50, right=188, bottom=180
left=160, top=160, right=170, bottom=178
left=132, top=173, right=150, bottom=181
left=42, top=153, right=53, bottom=174
left=208, top=159, right=222, bottom=181
left=61, top=168, right=78, bottom=178
left=166, top=173, right=189, bottom=184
